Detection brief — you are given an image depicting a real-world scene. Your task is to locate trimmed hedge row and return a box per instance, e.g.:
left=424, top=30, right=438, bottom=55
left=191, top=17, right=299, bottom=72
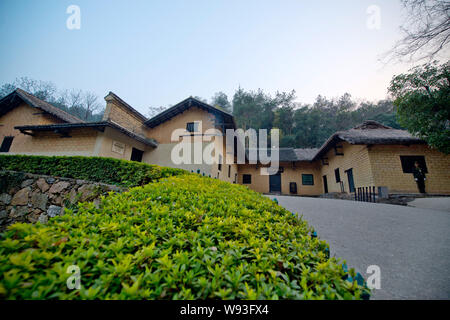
left=0, top=155, right=187, bottom=187
left=0, top=175, right=369, bottom=299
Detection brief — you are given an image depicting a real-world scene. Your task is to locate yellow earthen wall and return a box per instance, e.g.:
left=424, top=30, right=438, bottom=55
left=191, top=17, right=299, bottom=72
left=368, top=144, right=450, bottom=194
left=320, top=142, right=374, bottom=193
left=237, top=162, right=323, bottom=195
left=0, top=103, right=97, bottom=156
left=95, top=126, right=151, bottom=161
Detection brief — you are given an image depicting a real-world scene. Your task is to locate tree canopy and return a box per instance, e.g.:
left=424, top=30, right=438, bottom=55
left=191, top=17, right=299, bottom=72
left=389, top=61, right=450, bottom=154
left=230, top=88, right=401, bottom=148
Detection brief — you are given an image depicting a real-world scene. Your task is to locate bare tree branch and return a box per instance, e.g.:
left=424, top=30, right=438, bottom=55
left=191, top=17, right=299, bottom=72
left=83, top=92, right=101, bottom=121
left=385, top=0, right=450, bottom=62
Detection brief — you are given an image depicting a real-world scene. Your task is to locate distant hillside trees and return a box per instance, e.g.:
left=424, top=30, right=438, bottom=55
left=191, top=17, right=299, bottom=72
left=229, top=88, right=401, bottom=148
left=211, top=91, right=232, bottom=113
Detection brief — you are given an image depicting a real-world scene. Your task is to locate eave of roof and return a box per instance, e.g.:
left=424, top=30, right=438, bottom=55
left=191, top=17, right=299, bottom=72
left=246, top=148, right=316, bottom=162
left=145, top=97, right=235, bottom=129
left=0, top=89, right=84, bottom=123
left=294, top=148, right=319, bottom=161
left=14, top=121, right=158, bottom=148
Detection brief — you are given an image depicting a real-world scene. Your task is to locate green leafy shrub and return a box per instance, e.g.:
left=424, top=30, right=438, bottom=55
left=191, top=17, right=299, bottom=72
left=0, top=155, right=187, bottom=187
left=0, top=175, right=368, bottom=299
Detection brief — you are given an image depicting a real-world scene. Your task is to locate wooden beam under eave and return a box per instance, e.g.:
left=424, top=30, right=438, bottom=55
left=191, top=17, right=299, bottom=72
left=53, top=129, right=71, bottom=138
left=19, top=129, right=35, bottom=136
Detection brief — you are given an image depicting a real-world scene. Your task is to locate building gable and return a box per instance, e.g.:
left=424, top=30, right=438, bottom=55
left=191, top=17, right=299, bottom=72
left=0, top=89, right=83, bottom=123
left=145, top=97, right=235, bottom=130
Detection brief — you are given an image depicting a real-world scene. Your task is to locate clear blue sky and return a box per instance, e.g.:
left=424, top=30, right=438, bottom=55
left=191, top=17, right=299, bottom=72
left=0, top=0, right=420, bottom=114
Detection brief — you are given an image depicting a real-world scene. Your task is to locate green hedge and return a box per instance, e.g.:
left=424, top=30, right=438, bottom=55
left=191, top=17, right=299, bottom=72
left=0, top=175, right=369, bottom=299
left=0, top=155, right=187, bottom=187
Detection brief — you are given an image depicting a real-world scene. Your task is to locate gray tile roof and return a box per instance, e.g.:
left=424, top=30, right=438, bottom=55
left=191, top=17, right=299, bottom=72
left=14, top=120, right=158, bottom=148
left=14, top=89, right=83, bottom=123
left=246, top=148, right=313, bottom=162
left=313, top=120, right=425, bottom=160
left=294, top=148, right=319, bottom=161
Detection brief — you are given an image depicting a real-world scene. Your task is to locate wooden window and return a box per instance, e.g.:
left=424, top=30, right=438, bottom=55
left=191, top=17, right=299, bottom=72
left=0, top=136, right=14, bottom=152
left=334, top=145, right=344, bottom=156
left=335, top=168, right=341, bottom=183
left=302, top=174, right=314, bottom=186
left=400, top=156, right=428, bottom=173
left=243, top=174, right=251, bottom=184
left=186, top=122, right=199, bottom=132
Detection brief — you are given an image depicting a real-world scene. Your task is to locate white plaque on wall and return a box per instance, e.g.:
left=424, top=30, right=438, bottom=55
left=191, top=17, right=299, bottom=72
left=112, top=140, right=125, bottom=155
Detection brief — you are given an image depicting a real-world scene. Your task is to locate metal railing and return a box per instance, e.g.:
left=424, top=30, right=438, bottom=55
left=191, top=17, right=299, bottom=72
left=354, top=186, right=377, bottom=203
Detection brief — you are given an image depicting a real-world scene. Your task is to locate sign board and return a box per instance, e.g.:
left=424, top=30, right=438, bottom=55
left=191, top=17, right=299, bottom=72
left=112, top=141, right=125, bottom=155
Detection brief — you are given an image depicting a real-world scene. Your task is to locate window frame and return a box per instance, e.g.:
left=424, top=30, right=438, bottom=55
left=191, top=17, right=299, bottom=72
left=334, top=168, right=341, bottom=183
left=243, top=174, right=252, bottom=184
left=186, top=122, right=199, bottom=133
left=400, top=155, right=428, bottom=174
left=218, top=154, right=223, bottom=171
left=130, top=147, right=144, bottom=162
left=302, top=174, right=314, bottom=186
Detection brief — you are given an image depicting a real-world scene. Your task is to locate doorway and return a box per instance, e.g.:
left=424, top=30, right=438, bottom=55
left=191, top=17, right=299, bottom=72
left=269, top=172, right=282, bottom=193
left=323, top=175, right=328, bottom=194
left=346, top=168, right=355, bottom=193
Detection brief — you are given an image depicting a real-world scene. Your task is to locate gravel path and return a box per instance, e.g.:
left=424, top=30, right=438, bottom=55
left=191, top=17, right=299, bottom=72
left=266, top=195, right=450, bottom=300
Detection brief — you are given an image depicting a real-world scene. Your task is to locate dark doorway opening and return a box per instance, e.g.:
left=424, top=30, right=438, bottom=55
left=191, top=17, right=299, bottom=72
left=130, top=147, right=144, bottom=162
left=322, top=175, right=328, bottom=194
left=269, top=172, right=282, bottom=193
left=346, top=168, right=355, bottom=193
left=0, top=136, right=14, bottom=152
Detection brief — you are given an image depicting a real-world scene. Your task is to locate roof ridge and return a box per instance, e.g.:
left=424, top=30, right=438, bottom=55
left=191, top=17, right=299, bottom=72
left=352, top=120, right=392, bottom=130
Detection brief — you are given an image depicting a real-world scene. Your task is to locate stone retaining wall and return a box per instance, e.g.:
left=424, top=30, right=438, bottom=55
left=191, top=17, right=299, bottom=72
left=0, top=170, right=125, bottom=230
